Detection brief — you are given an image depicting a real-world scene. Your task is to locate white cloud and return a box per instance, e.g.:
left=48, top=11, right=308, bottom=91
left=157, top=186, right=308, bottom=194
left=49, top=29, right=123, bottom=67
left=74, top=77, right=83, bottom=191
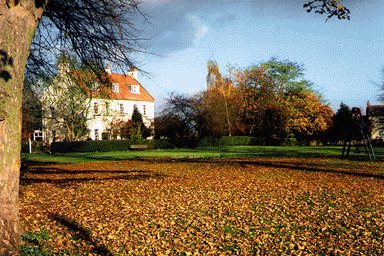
left=139, top=0, right=304, bottom=54
left=140, top=2, right=210, bottom=54
left=185, top=14, right=209, bottom=42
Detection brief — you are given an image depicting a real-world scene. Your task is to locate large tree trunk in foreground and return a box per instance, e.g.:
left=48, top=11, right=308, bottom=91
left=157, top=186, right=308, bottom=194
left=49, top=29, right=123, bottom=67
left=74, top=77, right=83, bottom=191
left=0, top=1, right=43, bottom=254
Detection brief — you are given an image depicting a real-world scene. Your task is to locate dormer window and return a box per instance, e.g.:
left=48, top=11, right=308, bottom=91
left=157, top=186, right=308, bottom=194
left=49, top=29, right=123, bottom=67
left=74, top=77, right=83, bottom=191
left=92, top=82, right=100, bottom=91
left=94, top=102, right=99, bottom=115
left=128, top=84, right=140, bottom=94
left=112, top=83, right=119, bottom=93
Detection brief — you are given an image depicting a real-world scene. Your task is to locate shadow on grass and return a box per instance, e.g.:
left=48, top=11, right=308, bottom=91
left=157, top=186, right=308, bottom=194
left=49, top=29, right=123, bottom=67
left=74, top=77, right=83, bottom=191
left=21, top=149, right=383, bottom=186
left=130, top=157, right=384, bottom=180
left=49, top=213, right=113, bottom=255
left=234, top=159, right=384, bottom=180
left=21, top=166, right=165, bottom=186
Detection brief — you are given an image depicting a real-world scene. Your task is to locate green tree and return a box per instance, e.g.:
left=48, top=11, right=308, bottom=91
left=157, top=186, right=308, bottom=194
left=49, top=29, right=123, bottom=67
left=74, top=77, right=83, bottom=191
left=111, top=106, right=152, bottom=140
left=260, top=58, right=306, bottom=93
left=328, top=103, right=359, bottom=143
left=123, top=106, right=151, bottom=139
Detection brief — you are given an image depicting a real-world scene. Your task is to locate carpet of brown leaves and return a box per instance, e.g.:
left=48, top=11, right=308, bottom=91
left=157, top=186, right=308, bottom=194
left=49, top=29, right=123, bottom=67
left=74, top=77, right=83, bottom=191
left=20, top=157, right=384, bottom=255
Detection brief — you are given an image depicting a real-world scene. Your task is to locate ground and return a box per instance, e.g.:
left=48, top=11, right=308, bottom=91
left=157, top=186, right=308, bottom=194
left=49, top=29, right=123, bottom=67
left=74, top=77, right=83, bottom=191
left=20, top=155, right=384, bottom=255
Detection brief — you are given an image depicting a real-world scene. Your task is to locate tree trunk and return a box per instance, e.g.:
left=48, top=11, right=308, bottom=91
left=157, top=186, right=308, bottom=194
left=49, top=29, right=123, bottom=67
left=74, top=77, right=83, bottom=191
left=0, top=1, right=43, bottom=254
left=223, top=97, right=232, bottom=137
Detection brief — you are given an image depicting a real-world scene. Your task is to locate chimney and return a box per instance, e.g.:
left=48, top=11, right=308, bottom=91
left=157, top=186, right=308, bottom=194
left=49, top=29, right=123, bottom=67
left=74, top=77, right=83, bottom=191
left=128, top=67, right=138, bottom=80
left=105, top=64, right=112, bottom=74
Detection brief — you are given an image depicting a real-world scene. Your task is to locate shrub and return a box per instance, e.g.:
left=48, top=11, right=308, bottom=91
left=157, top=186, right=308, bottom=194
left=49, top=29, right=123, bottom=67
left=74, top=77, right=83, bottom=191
left=282, top=134, right=299, bottom=146
left=148, top=139, right=175, bottom=149
left=21, top=141, right=48, bottom=153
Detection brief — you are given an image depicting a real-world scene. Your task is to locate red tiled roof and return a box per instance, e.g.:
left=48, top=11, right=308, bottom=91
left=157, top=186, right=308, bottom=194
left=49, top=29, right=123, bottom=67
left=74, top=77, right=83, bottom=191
left=70, top=71, right=154, bottom=102
left=107, top=74, right=154, bottom=102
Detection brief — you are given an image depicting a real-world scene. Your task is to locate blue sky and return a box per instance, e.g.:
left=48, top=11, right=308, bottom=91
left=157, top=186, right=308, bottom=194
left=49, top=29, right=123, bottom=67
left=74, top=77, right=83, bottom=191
left=132, top=0, right=384, bottom=111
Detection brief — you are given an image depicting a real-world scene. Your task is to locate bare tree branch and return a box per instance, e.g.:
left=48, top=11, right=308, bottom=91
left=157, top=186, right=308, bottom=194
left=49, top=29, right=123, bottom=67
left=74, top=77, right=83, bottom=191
left=26, top=0, right=147, bottom=83
left=304, top=0, right=350, bottom=21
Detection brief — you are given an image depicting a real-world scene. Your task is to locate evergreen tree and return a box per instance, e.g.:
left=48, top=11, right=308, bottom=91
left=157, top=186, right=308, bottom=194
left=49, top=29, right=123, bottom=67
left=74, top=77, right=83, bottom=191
left=328, top=103, right=359, bottom=143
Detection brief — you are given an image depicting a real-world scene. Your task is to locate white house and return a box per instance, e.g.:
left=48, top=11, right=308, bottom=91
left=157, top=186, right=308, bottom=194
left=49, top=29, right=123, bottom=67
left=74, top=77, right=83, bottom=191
left=366, top=101, right=384, bottom=141
left=42, top=65, right=155, bottom=143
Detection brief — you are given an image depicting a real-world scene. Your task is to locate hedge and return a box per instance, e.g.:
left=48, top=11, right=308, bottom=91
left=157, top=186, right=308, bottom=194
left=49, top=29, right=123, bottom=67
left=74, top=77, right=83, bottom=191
left=51, top=139, right=147, bottom=153
left=198, top=136, right=256, bottom=147
left=21, top=141, right=47, bottom=153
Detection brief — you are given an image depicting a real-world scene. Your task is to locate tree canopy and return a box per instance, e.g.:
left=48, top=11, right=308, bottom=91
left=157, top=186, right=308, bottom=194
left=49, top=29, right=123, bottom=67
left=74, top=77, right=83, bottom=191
left=156, top=59, right=334, bottom=146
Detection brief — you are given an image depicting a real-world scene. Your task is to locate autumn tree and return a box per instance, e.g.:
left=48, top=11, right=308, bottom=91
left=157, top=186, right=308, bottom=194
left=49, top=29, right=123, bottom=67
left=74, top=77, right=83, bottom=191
left=203, top=61, right=243, bottom=136
left=0, top=0, right=144, bottom=253
left=283, top=90, right=334, bottom=144
left=237, top=66, right=287, bottom=143
left=237, top=59, right=333, bottom=144
left=260, top=58, right=333, bottom=142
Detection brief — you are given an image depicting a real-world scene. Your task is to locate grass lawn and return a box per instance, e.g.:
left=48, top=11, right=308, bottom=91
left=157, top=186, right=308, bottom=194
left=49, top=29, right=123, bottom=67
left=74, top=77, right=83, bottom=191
left=22, top=145, right=384, bottom=164
left=19, top=146, right=384, bottom=255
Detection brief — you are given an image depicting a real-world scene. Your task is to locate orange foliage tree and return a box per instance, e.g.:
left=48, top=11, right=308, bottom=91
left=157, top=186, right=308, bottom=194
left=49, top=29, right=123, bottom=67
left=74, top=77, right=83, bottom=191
left=203, top=61, right=243, bottom=136
left=236, top=59, right=333, bottom=144
left=283, top=91, right=334, bottom=143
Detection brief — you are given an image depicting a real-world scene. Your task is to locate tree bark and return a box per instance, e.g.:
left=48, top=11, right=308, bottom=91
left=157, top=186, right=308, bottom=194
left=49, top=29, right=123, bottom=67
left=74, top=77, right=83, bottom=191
left=0, top=1, right=43, bottom=254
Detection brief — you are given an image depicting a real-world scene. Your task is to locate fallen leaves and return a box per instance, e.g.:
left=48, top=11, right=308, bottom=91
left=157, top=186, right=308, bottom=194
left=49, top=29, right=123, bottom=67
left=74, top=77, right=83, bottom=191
left=20, top=157, right=384, bottom=255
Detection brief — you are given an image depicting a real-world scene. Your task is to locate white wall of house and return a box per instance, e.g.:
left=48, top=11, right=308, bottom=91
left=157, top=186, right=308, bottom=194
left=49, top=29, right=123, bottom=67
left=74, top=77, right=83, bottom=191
left=87, top=98, right=155, bottom=140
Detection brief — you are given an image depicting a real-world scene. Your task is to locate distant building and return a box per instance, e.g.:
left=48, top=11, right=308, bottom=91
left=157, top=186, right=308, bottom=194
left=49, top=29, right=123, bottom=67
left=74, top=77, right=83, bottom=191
left=366, top=101, right=384, bottom=141
left=42, top=65, right=155, bottom=143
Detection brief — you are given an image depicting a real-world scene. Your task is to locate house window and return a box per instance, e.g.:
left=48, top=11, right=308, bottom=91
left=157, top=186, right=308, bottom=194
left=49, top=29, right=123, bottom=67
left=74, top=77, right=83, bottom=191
left=112, top=83, right=119, bottom=93
left=128, top=84, right=140, bottom=94
left=49, top=106, right=55, bottom=117
left=105, top=102, right=109, bottom=115
left=120, top=103, right=124, bottom=115
left=33, top=130, right=43, bottom=141
left=52, top=131, right=56, bottom=142
left=143, top=105, right=146, bottom=115
left=95, top=129, right=99, bottom=140
left=94, top=102, right=99, bottom=115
